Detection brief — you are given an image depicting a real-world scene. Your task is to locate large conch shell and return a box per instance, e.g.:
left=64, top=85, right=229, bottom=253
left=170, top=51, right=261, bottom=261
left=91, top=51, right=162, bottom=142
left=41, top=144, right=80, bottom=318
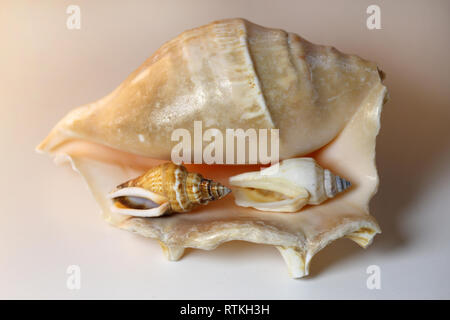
left=108, top=162, right=231, bottom=217
left=36, top=18, right=388, bottom=278
left=229, top=158, right=351, bottom=212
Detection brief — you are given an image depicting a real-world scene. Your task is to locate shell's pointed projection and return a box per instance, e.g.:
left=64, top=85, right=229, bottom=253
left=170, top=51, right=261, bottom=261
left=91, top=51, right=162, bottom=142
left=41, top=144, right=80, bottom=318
left=36, top=18, right=388, bottom=278
left=229, top=158, right=351, bottom=212
left=108, top=162, right=231, bottom=217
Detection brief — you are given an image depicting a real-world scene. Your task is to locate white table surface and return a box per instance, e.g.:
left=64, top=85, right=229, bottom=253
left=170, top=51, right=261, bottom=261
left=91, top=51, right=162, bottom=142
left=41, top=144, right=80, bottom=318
left=1, top=0, right=449, bottom=299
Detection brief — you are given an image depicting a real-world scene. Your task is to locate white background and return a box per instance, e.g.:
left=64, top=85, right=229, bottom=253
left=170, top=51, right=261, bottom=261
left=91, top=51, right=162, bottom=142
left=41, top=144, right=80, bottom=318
left=1, top=0, right=449, bottom=299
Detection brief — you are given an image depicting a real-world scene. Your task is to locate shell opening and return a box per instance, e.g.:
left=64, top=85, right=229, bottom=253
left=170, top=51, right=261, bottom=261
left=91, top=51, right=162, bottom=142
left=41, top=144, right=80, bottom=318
left=235, top=187, right=289, bottom=203
left=107, top=187, right=170, bottom=217
left=113, top=196, right=160, bottom=210
left=231, top=185, right=310, bottom=213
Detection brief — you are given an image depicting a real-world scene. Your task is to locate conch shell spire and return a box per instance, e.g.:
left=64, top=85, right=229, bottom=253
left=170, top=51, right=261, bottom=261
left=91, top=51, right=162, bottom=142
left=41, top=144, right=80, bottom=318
left=108, top=162, right=231, bottom=217
left=323, top=168, right=351, bottom=199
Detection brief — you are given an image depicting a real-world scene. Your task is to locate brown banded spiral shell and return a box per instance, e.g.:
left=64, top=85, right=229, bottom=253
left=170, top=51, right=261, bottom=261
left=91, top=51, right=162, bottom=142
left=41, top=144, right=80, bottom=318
left=109, top=162, right=231, bottom=217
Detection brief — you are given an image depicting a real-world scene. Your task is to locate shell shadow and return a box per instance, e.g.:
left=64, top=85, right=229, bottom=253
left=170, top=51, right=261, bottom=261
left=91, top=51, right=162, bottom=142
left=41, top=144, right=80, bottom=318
left=184, top=240, right=274, bottom=262
left=308, top=71, right=450, bottom=277
left=306, top=238, right=362, bottom=278
left=371, top=73, right=450, bottom=252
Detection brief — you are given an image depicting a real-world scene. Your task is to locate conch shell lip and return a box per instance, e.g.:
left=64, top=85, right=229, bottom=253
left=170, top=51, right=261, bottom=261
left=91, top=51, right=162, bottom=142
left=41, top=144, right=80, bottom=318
left=108, top=187, right=170, bottom=217
left=108, top=186, right=168, bottom=204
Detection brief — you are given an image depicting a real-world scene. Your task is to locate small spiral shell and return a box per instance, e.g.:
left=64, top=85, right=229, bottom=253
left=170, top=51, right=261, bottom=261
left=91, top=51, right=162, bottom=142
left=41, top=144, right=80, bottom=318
left=229, top=158, right=352, bottom=213
left=109, top=162, right=231, bottom=217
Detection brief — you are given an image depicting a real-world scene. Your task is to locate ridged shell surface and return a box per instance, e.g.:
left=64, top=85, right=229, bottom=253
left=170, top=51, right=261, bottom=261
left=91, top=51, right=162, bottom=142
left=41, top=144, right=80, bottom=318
left=38, top=18, right=382, bottom=162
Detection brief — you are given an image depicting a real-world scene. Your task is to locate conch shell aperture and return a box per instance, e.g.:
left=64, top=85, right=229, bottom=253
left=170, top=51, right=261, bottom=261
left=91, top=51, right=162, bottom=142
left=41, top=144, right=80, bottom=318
left=36, top=18, right=388, bottom=279
left=108, top=162, right=231, bottom=217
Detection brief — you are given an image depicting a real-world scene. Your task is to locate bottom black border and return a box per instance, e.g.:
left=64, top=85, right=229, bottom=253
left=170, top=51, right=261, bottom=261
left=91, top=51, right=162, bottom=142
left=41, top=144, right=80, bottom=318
left=1, top=300, right=448, bottom=318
